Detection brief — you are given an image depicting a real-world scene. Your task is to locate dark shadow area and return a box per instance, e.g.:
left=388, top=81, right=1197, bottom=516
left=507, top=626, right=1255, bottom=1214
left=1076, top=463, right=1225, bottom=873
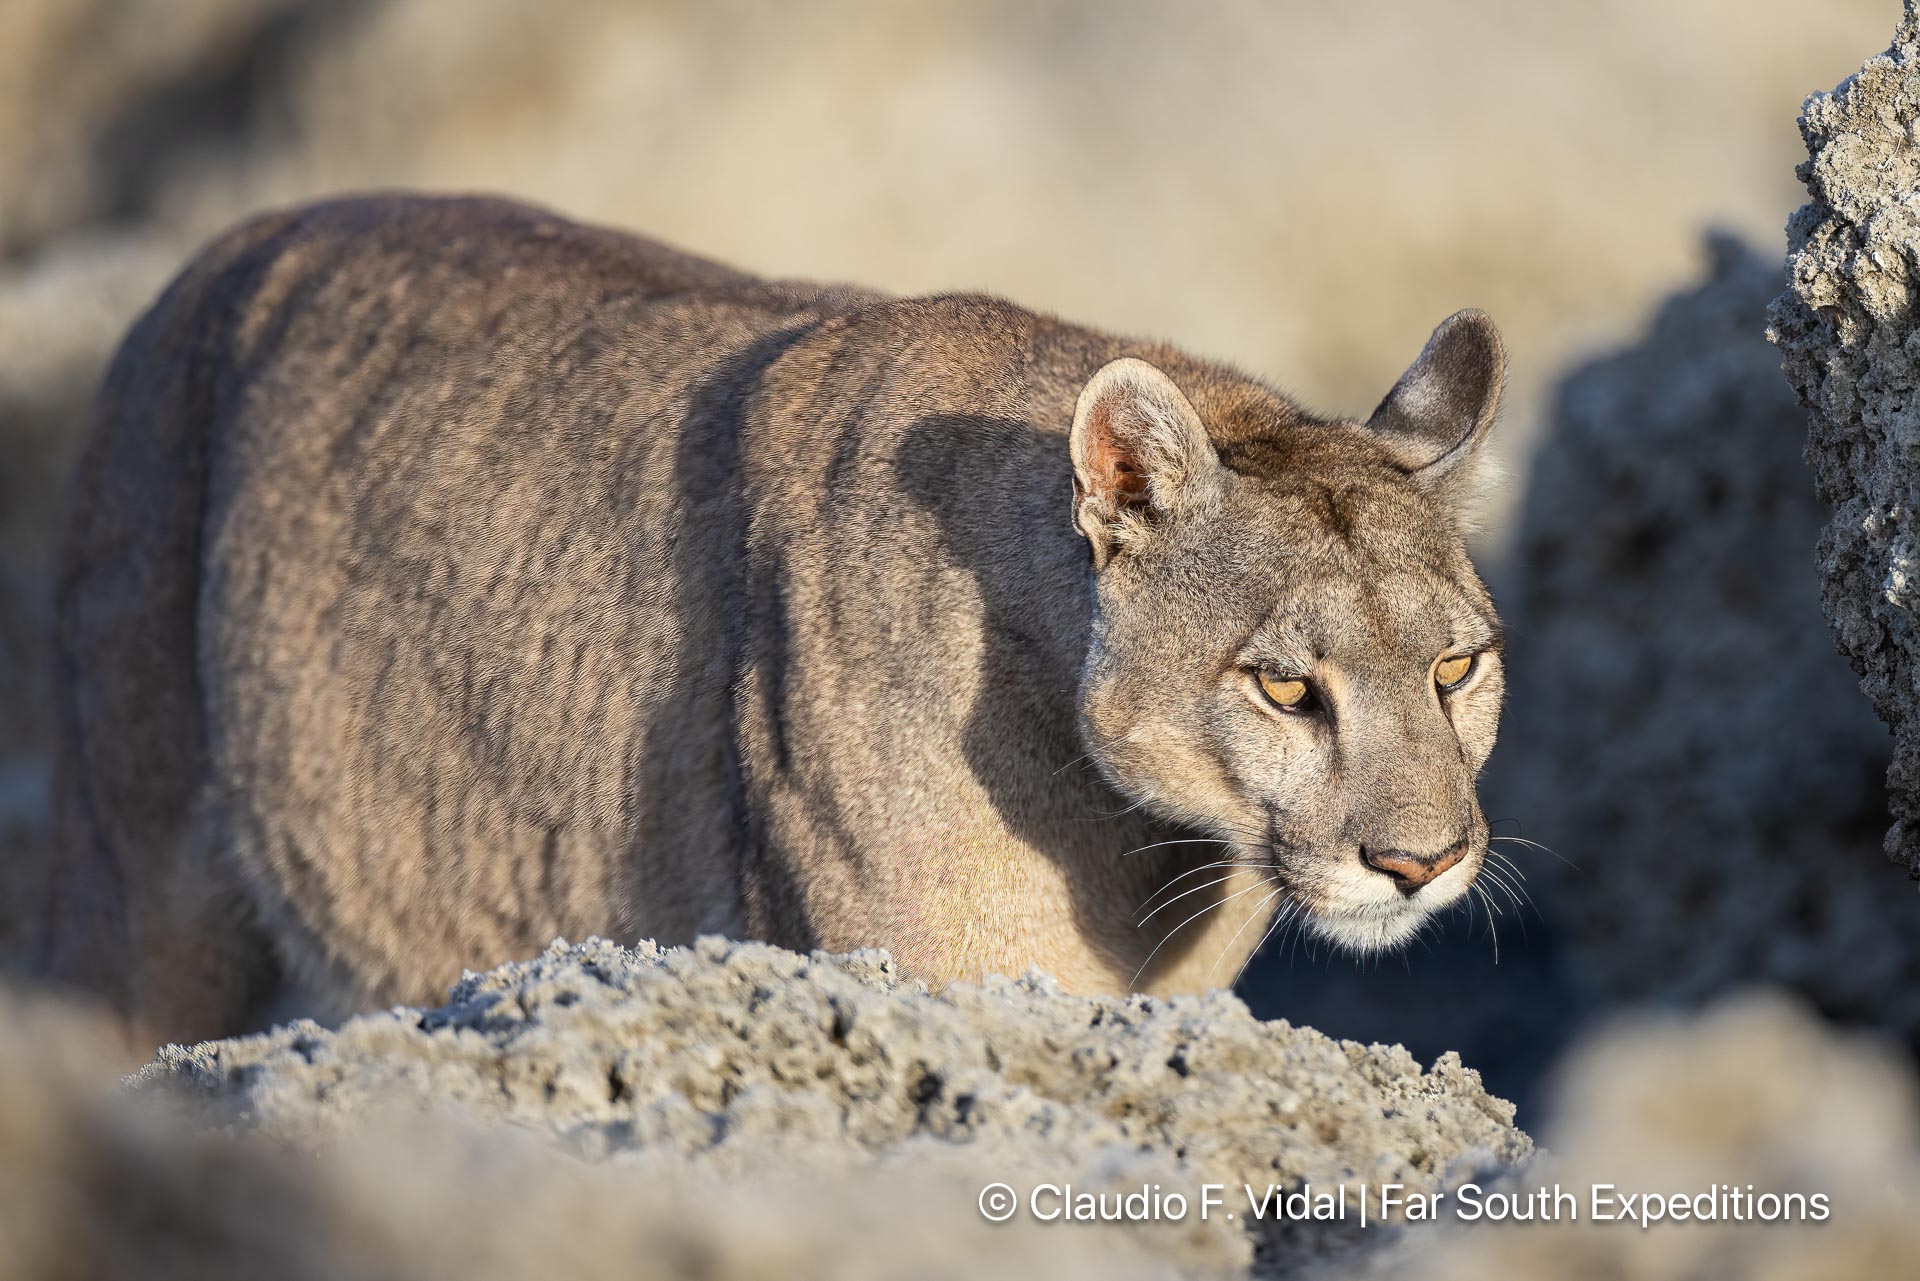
left=636, top=322, right=832, bottom=950
left=893, top=412, right=1242, bottom=982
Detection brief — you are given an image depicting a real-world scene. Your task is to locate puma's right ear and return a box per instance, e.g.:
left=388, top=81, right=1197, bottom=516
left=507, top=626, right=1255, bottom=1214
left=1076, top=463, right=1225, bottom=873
left=1069, top=358, right=1221, bottom=569
left=1365, top=309, right=1506, bottom=515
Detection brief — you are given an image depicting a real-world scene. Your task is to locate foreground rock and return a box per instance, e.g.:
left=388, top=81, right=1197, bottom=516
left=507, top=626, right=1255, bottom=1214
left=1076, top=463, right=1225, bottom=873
left=1498, top=238, right=1920, bottom=1036
left=6, top=957, right=1911, bottom=1280
left=0, top=977, right=1168, bottom=1281
left=1772, top=0, right=1920, bottom=879
left=139, top=937, right=1530, bottom=1275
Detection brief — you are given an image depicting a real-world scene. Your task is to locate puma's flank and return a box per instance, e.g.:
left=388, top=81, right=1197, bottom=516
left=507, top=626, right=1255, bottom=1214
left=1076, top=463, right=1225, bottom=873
left=44, top=196, right=1508, bottom=1047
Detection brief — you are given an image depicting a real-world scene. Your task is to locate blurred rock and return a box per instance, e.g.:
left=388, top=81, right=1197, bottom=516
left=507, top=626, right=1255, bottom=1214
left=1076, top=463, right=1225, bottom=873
left=1772, top=0, right=1920, bottom=883
left=0, top=232, right=193, bottom=971
left=1497, top=235, right=1920, bottom=1034
left=1347, top=995, right=1920, bottom=1280
left=0, top=0, right=290, bottom=258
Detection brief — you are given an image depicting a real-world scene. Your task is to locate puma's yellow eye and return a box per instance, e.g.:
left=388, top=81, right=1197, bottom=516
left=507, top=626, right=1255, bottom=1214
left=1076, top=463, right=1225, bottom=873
left=1435, top=653, right=1475, bottom=689
left=1257, top=670, right=1311, bottom=710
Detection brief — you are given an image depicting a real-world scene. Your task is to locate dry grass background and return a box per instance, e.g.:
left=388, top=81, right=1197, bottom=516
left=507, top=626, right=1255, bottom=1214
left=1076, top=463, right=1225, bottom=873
left=0, top=0, right=1900, bottom=976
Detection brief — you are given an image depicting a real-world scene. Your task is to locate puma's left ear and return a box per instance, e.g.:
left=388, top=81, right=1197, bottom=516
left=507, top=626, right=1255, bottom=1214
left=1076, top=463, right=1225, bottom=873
left=1070, top=358, right=1221, bottom=569
left=1365, top=309, right=1506, bottom=511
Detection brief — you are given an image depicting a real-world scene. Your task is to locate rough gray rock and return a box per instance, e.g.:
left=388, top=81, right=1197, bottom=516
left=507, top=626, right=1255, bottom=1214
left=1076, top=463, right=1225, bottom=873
left=139, top=936, right=1533, bottom=1275
left=1771, top=0, right=1920, bottom=880
left=0, top=981, right=1176, bottom=1281
left=11, top=973, right=1912, bottom=1280
left=1495, top=236, right=1920, bottom=1032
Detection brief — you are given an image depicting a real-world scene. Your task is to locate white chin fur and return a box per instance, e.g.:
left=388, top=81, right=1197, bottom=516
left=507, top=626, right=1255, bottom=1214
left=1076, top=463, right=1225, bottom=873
left=1306, top=907, right=1433, bottom=954
left=1305, top=867, right=1476, bottom=954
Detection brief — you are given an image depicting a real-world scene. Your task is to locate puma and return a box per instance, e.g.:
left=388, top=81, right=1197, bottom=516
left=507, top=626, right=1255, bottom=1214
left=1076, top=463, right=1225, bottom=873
left=42, top=195, right=1508, bottom=1048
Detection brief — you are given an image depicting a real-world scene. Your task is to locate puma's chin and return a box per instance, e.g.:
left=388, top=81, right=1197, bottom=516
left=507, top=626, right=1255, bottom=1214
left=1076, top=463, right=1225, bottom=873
left=1305, top=904, right=1436, bottom=953
left=1302, top=862, right=1479, bottom=954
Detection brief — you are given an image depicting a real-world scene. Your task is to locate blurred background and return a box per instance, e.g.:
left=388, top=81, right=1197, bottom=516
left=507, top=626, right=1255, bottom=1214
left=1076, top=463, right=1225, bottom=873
left=2, top=0, right=1914, bottom=1117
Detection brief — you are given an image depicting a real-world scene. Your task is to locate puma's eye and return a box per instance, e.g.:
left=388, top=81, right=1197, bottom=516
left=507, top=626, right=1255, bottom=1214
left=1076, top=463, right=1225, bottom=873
left=1435, top=653, right=1476, bottom=690
left=1256, top=669, right=1313, bottom=711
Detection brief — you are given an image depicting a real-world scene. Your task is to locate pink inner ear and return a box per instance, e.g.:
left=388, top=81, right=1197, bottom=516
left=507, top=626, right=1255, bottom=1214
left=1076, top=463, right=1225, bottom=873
left=1087, top=400, right=1150, bottom=504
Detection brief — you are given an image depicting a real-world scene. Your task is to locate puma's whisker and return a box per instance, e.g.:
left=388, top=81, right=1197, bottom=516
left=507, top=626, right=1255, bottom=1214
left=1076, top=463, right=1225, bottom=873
left=1128, top=879, right=1273, bottom=990
left=1136, top=873, right=1256, bottom=926
left=1132, top=859, right=1284, bottom=916
left=1209, top=885, right=1287, bottom=985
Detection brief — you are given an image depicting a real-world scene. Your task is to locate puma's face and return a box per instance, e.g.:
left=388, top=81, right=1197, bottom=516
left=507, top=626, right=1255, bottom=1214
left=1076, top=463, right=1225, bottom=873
left=1078, top=468, right=1504, bottom=952
left=1068, top=313, right=1508, bottom=954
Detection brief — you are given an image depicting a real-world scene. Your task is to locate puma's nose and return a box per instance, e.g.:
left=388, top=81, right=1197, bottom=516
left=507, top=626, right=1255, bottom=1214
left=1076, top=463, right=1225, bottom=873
left=1361, top=839, right=1469, bottom=894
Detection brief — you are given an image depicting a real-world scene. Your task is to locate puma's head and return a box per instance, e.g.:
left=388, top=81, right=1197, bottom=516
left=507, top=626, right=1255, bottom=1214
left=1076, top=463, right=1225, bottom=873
left=1070, top=311, right=1507, bottom=953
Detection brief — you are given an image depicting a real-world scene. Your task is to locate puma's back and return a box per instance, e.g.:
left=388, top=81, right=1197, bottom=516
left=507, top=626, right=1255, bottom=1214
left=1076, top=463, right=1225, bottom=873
left=46, top=196, right=1509, bottom=1047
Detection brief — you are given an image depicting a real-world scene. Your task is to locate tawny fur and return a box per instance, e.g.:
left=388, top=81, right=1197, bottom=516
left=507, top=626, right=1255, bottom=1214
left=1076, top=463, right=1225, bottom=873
left=40, top=195, right=1508, bottom=1048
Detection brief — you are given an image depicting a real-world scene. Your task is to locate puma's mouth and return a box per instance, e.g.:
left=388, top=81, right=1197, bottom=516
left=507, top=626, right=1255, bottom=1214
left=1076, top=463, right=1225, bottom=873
left=1256, top=806, right=1483, bottom=955
left=1294, top=847, right=1483, bottom=954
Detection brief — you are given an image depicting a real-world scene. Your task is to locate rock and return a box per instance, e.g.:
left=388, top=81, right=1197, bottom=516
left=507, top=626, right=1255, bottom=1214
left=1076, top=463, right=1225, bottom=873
left=138, top=936, right=1533, bottom=1275
left=0, top=0, right=288, bottom=258
left=1351, top=995, right=1920, bottom=1280
left=1771, top=0, right=1920, bottom=880
left=12, top=969, right=1913, bottom=1279
left=0, top=982, right=1174, bottom=1281
left=0, top=234, right=188, bottom=970
left=1495, top=236, right=1920, bottom=1033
